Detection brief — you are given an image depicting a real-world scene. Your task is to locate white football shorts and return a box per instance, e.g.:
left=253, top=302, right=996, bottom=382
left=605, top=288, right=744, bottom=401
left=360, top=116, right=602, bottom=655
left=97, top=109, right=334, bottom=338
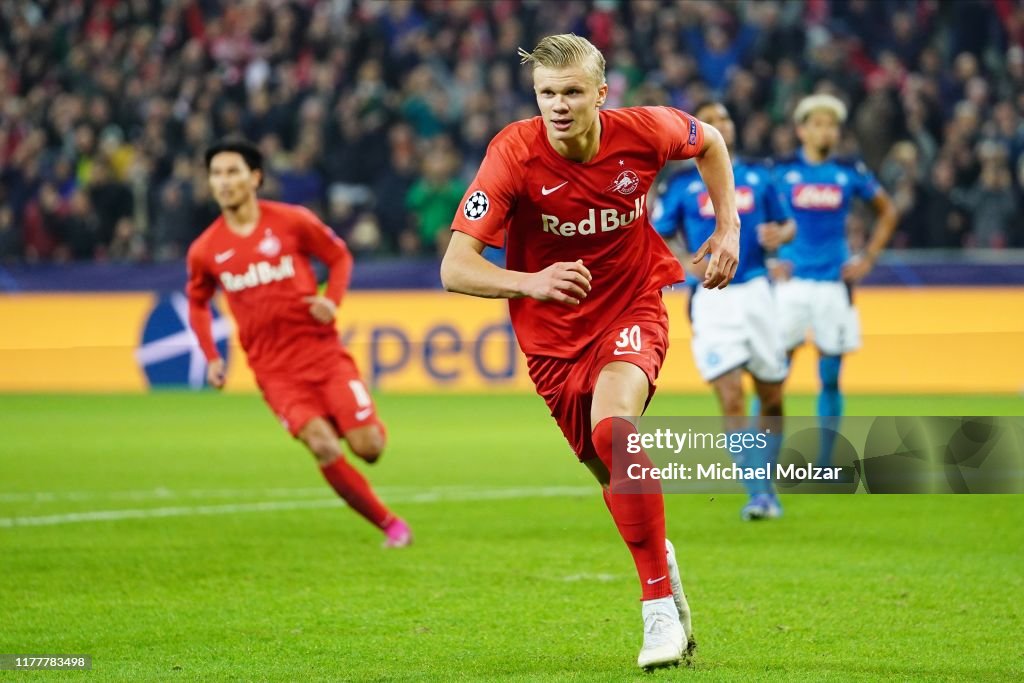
left=774, top=278, right=861, bottom=356
left=689, top=275, right=789, bottom=383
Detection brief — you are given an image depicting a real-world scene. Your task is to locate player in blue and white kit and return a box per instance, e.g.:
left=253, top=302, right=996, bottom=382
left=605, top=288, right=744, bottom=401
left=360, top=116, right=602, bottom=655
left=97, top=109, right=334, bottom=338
left=654, top=101, right=795, bottom=520
left=773, top=94, right=898, bottom=467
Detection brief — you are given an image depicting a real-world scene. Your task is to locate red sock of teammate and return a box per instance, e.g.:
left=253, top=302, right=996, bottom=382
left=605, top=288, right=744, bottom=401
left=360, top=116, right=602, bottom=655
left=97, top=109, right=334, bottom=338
left=320, top=457, right=394, bottom=529
left=592, top=417, right=671, bottom=601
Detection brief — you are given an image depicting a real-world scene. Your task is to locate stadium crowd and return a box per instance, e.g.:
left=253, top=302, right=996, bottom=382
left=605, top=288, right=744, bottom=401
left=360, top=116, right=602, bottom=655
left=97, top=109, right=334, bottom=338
left=1, top=0, right=1023, bottom=264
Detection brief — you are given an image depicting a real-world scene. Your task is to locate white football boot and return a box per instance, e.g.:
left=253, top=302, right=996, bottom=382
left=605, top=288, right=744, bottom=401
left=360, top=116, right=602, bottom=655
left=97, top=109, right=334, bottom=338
left=637, top=596, right=684, bottom=670
left=665, top=538, right=695, bottom=654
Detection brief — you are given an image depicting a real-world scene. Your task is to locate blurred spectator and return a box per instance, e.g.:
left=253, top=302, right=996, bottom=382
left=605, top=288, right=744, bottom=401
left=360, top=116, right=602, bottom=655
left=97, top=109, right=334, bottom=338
left=924, top=157, right=970, bottom=248
left=21, top=182, right=62, bottom=262
left=768, top=58, right=804, bottom=124
left=405, top=146, right=466, bottom=258
left=953, top=142, right=1018, bottom=248
left=108, top=217, right=146, bottom=263
left=324, top=183, right=380, bottom=256
left=277, top=143, right=325, bottom=211
left=682, top=6, right=757, bottom=95
left=151, top=155, right=199, bottom=261
left=87, top=159, right=133, bottom=248
left=55, top=188, right=100, bottom=262
left=880, top=141, right=929, bottom=248
left=374, top=123, right=419, bottom=253
left=0, top=205, right=19, bottom=263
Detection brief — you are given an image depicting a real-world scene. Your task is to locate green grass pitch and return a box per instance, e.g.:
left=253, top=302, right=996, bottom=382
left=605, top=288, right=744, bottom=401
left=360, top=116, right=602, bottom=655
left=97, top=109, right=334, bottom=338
left=1, top=392, right=1022, bottom=681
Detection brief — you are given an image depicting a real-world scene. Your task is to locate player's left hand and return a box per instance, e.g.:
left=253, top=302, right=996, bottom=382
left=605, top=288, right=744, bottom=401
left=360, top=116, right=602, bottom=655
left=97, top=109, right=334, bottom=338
left=841, top=254, right=874, bottom=283
left=303, top=295, right=338, bottom=324
left=694, top=223, right=739, bottom=289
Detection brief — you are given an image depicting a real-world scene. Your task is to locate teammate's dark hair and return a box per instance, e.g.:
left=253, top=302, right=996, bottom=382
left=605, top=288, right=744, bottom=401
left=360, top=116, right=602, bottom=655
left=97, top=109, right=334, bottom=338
left=204, top=138, right=264, bottom=175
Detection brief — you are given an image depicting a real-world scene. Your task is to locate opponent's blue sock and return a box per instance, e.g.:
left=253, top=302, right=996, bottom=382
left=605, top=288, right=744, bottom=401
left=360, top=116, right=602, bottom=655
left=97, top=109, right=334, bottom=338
left=816, top=355, right=843, bottom=467
left=745, top=395, right=761, bottom=428
left=764, top=431, right=782, bottom=496
left=730, top=428, right=770, bottom=496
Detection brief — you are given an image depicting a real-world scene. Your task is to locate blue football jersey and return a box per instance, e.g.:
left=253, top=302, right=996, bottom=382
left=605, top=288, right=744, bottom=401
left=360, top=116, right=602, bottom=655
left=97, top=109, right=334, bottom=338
left=652, top=159, right=792, bottom=284
left=773, top=150, right=881, bottom=281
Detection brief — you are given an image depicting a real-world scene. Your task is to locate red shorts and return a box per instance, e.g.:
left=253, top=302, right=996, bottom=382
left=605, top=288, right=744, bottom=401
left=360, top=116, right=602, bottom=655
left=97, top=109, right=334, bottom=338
left=256, top=350, right=380, bottom=438
left=526, top=289, right=670, bottom=461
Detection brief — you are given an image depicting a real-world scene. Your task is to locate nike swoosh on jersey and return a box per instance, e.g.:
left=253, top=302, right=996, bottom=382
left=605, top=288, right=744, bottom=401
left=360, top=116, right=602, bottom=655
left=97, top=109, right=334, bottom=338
left=355, top=407, right=373, bottom=420
left=214, top=249, right=235, bottom=264
left=541, top=181, right=569, bottom=195
left=613, top=349, right=641, bottom=356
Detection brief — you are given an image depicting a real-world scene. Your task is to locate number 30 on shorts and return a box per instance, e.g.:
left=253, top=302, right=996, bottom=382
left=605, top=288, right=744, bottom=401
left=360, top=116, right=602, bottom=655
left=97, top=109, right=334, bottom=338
left=614, top=325, right=642, bottom=355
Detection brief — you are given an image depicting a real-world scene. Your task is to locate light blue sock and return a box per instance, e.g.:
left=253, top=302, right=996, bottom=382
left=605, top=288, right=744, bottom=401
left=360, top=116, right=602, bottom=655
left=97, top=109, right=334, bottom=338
left=816, top=355, right=843, bottom=467
left=764, top=431, right=782, bottom=496
left=749, top=395, right=761, bottom=420
left=730, top=428, right=769, bottom=496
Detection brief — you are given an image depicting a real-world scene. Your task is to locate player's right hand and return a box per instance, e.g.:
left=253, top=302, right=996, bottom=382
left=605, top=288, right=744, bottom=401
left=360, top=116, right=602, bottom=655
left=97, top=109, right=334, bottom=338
left=207, top=358, right=226, bottom=390
left=694, top=224, right=739, bottom=289
left=522, top=260, right=592, bottom=305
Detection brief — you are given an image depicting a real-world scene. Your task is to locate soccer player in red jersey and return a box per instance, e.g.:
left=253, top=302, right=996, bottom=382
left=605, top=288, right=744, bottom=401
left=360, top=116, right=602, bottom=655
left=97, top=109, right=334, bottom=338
left=441, top=35, right=740, bottom=669
left=186, top=139, right=411, bottom=548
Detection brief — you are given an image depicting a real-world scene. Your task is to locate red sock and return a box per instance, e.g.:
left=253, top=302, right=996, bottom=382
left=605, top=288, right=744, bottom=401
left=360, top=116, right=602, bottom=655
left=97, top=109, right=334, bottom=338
left=320, top=457, right=393, bottom=529
left=592, top=417, right=671, bottom=601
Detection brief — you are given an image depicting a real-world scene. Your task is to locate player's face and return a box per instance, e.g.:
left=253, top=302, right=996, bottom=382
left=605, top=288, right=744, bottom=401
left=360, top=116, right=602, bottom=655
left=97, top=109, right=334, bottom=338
left=533, top=64, right=607, bottom=142
left=797, top=110, right=841, bottom=156
left=695, top=103, right=735, bottom=149
left=208, top=152, right=260, bottom=210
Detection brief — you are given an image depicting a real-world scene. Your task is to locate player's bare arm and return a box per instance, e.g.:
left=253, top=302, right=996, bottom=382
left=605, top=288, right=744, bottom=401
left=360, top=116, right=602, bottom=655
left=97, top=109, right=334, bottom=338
left=186, top=254, right=229, bottom=389
left=757, top=219, right=797, bottom=251
left=298, top=213, right=354, bottom=324
left=842, top=189, right=899, bottom=282
left=185, top=245, right=226, bottom=389
left=691, top=122, right=741, bottom=289
left=441, top=231, right=592, bottom=305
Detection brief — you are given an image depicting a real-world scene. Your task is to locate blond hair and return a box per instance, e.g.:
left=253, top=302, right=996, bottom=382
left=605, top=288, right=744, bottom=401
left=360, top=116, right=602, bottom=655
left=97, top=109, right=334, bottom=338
left=517, top=34, right=606, bottom=86
left=793, top=94, right=848, bottom=125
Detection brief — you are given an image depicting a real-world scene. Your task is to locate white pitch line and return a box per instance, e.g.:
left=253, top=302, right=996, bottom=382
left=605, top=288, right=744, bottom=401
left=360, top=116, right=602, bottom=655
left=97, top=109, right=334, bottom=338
left=0, top=499, right=341, bottom=527
left=0, top=484, right=581, bottom=504
left=0, top=487, right=329, bottom=503
left=0, top=486, right=595, bottom=528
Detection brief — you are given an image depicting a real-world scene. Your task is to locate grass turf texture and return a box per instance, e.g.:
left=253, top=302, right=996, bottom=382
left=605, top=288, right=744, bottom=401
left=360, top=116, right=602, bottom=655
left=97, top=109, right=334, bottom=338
left=1, top=393, right=1022, bottom=682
